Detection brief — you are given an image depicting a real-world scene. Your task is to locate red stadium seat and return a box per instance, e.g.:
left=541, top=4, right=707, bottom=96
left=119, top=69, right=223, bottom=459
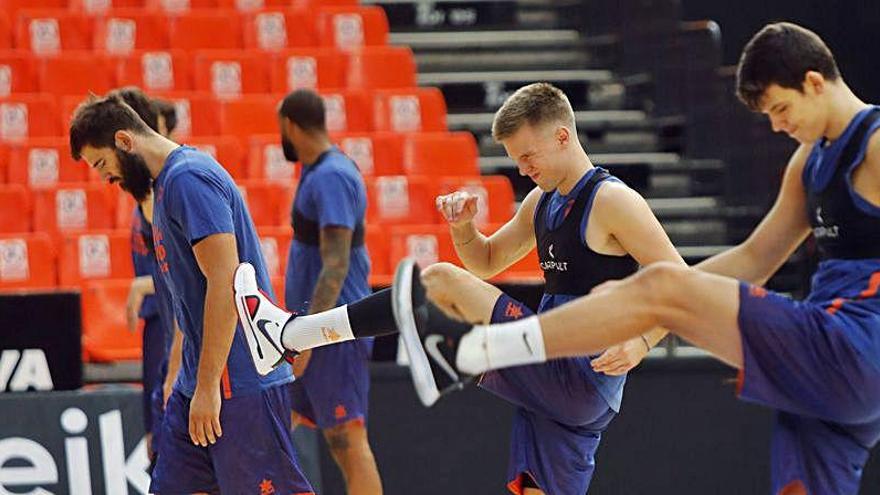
left=257, top=226, right=291, bottom=279
left=365, top=175, right=437, bottom=225
left=0, top=184, right=32, bottom=233
left=57, top=229, right=133, bottom=287
left=32, top=183, right=117, bottom=235
left=403, top=132, right=479, bottom=177
left=166, top=10, right=242, bottom=50
left=346, top=46, right=416, bottom=89
left=151, top=91, right=219, bottom=137
left=238, top=179, right=294, bottom=227
left=143, top=0, right=217, bottom=12
left=114, top=192, right=137, bottom=229
left=68, top=0, right=147, bottom=14
left=364, top=225, right=390, bottom=285
left=331, top=131, right=405, bottom=177
left=437, top=175, right=515, bottom=227
left=388, top=224, right=458, bottom=270
left=218, top=0, right=294, bottom=10
left=315, top=6, right=388, bottom=51
left=246, top=134, right=298, bottom=184
left=6, top=138, right=90, bottom=188
left=92, top=10, right=167, bottom=54
left=0, top=51, right=37, bottom=96
left=15, top=10, right=92, bottom=54
left=114, top=50, right=192, bottom=92
left=81, top=279, right=143, bottom=361
left=184, top=135, right=246, bottom=179
left=320, top=89, right=372, bottom=133
left=217, top=95, right=282, bottom=137
left=372, top=88, right=447, bottom=133
left=0, top=95, right=59, bottom=141
left=269, top=48, right=347, bottom=92
left=192, top=50, right=271, bottom=98
left=0, top=13, right=11, bottom=50
left=35, top=52, right=115, bottom=96
left=242, top=9, right=316, bottom=50
left=2, top=1, right=68, bottom=27
left=0, top=233, right=57, bottom=290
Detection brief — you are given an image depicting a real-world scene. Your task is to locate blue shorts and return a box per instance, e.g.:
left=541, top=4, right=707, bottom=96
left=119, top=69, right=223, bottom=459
left=142, top=316, right=168, bottom=434
left=290, top=339, right=373, bottom=429
left=480, top=294, right=617, bottom=495
left=150, top=384, right=313, bottom=495
left=738, top=283, right=880, bottom=495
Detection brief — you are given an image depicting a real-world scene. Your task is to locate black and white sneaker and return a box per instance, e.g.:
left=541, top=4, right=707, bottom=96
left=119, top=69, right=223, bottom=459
left=392, top=258, right=472, bottom=406
left=233, top=262, right=298, bottom=375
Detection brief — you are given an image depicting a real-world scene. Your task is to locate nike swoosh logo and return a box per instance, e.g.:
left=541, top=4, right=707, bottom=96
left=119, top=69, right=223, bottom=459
left=522, top=332, right=534, bottom=356
left=425, top=335, right=459, bottom=381
left=256, top=319, right=283, bottom=355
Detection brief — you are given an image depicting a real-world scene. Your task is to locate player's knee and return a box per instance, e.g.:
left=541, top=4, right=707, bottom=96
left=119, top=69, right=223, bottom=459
left=635, top=263, right=692, bottom=306
left=421, top=262, right=461, bottom=286
left=325, top=422, right=370, bottom=457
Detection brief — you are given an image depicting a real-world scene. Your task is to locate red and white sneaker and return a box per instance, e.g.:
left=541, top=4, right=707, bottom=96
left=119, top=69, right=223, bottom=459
left=233, top=262, right=296, bottom=375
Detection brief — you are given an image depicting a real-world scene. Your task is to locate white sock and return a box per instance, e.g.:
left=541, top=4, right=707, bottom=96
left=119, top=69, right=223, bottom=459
left=456, top=316, right=548, bottom=375
left=281, top=306, right=355, bottom=352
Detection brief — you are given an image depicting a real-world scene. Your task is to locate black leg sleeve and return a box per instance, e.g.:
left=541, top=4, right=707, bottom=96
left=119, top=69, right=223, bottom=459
left=346, top=288, right=399, bottom=338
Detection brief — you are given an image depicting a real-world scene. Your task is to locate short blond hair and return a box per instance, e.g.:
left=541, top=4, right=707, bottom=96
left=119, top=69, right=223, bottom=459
left=491, top=83, right=576, bottom=141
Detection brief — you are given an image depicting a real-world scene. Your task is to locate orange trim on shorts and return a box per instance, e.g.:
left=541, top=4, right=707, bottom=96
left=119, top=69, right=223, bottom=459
left=506, top=471, right=539, bottom=495
left=736, top=368, right=745, bottom=396
left=825, top=270, right=880, bottom=314
left=293, top=412, right=318, bottom=429
left=221, top=365, right=232, bottom=400
left=778, top=479, right=807, bottom=495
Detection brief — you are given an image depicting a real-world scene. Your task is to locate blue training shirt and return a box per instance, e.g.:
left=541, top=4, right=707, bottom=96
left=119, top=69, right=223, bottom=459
left=152, top=146, right=293, bottom=398
left=285, top=147, right=371, bottom=313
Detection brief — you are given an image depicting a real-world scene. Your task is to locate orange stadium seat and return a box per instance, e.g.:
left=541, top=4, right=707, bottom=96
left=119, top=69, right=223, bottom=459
left=57, top=229, right=133, bottom=287
left=219, top=0, right=295, bottom=10
left=92, top=10, right=168, bottom=54
left=114, top=192, right=137, bottom=229
left=217, top=95, right=282, bottom=137
left=0, top=13, right=11, bottom=50
left=6, top=138, right=89, bottom=188
left=320, top=89, right=372, bottom=133
left=269, top=48, right=347, bottom=92
left=151, top=91, right=219, bottom=137
left=388, top=224, right=458, bottom=270
left=346, top=46, right=416, bottom=89
left=32, top=183, right=117, bottom=234
left=81, top=279, right=143, bottom=361
left=437, top=175, right=515, bottom=227
left=35, top=53, right=116, bottom=96
left=372, top=88, right=447, bottom=133
left=0, top=184, right=32, bottom=233
left=365, top=175, right=437, bottom=225
left=1, top=1, right=68, bottom=24
left=246, top=134, right=298, bottom=184
left=257, top=225, right=291, bottom=279
left=193, top=50, right=271, bottom=98
left=68, top=0, right=147, bottom=14
left=143, top=0, right=217, bottom=12
left=114, top=49, right=193, bottom=92
left=403, top=132, right=480, bottom=177
left=0, top=51, right=37, bottom=96
left=15, top=10, right=93, bottom=54
left=365, top=225, right=390, bottom=285
left=238, top=179, right=294, bottom=227
left=0, top=95, right=59, bottom=141
left=242, top=9, right=316, bottom=50
left=166, top=10, right=242, bottom=51
left=316, top=6, right=388, bottom=50
left=331, top=131, right=405, bottom=177
left=0, top=233, right=57, bottom=290
left=184, top=135, right=246, bottom=179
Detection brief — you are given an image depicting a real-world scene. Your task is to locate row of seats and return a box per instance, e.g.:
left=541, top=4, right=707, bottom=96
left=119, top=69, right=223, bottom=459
left=0, top=174, right=514, bottom=235
left=0, top=46, right=415, bottom=98
left=0, top=6, right=387, bottom=54
left=0, top=88, right=447, bottom=140
left=0, top=131, right=480, bottom=189
left=2, top=0, right=356, bottom=17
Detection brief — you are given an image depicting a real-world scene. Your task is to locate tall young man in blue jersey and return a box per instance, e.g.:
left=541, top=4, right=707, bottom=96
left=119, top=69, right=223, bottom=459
left=279, top=89, right=383, bottom=495
left=69, top=95, right=313, bottom=495
left=400, top=22, right=880, bottom=495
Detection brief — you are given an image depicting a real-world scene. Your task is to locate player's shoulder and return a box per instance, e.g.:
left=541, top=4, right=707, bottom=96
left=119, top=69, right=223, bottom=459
left=864, top=125, right=880, bottom=166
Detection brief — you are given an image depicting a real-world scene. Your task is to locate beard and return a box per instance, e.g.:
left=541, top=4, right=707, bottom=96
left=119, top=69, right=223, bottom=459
left=115, top=148, right=153, bottom=203
left=281, top=135, right=298, bottom=163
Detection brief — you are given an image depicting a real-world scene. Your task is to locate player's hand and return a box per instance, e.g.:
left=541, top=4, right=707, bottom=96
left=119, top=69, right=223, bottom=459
left=436, top=191, right=479, bottom=226
left=189, top=384, right=222, bottom=447
left=590, top=337, right=650, bottom=376
left=125, top=276, right=151, bottom=333
left=291, top=349, right=312, bottom=378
